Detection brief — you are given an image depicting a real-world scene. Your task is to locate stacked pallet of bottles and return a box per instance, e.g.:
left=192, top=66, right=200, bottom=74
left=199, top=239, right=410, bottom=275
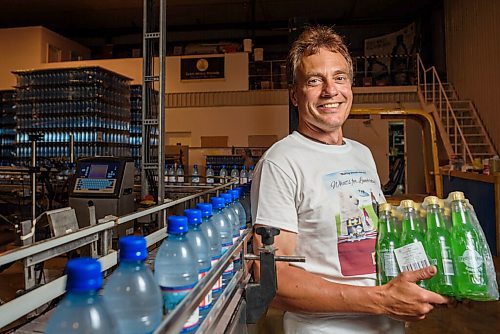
left=129, top=85, right=159, bottom=175
left=13, top=67, right=132, bottom=165
left=0, top=90, right=16, bottom=166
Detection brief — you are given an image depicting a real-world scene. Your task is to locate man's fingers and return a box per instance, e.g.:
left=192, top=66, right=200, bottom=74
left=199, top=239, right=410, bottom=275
left=402, top=266, right=437, bottom=283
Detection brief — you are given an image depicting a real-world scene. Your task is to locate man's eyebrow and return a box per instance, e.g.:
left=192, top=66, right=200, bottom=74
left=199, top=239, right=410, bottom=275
left=304, top=69, right=349, bottom=77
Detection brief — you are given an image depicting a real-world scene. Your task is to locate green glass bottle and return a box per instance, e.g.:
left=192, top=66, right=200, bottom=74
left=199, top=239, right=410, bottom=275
left=449, top=191, right=489, bottom=300
left=400, top=199, right=428, bottom=289
left=376, top=203, right=400, bottom=285
left=424, top=196, right=456, bottom=296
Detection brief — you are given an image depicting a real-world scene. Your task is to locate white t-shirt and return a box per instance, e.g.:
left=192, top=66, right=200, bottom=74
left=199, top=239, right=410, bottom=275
left=251, top=131, right=404, bottom=334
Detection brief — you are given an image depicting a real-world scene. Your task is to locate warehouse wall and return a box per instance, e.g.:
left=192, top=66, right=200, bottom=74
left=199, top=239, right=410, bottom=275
left=443, top=0, right=500, bottom=153
left=0, top=26, right=90, bottom=90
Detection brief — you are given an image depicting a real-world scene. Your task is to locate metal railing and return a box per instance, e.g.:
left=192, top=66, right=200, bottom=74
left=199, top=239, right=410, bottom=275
left=416, top=54, right=473, bottom=164
left=0, top=179, right=247, bottom=333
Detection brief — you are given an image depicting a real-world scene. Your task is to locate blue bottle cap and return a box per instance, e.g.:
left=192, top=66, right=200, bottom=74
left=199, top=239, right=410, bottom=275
left=220, top=193, right=232, bottom=204
left=119, top=236, right=147, bottom=261
left=229, top=189, right=239, bottom=200
left=65, top=258, right=103, bottom=292
left=184, top=208, right=202, bottom=225
left=167, top=215, right=189, bottom=234
left=196, top=203, right=213, bottom=217
left=211, top=197, right=225, bottom=209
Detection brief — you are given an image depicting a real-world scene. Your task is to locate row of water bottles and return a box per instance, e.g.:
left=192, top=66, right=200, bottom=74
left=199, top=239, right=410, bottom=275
left=16, top=116, right=130, bottom=131
left=16, top=143, right=131, bottom=159
left=16, top=101, right=130, bottom=119
left=16, top=131, right=129, bottom=144
left=45, top=188, right=251, bottom=333
left=205, top=164, right=254, bottom=185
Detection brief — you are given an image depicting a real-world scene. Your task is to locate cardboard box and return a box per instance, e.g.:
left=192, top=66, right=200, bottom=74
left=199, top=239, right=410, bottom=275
left=201, top=136, right=228, bottom=147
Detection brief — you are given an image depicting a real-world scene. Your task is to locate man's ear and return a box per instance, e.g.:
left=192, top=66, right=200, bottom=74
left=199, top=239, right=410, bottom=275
left=290, top=88, right=298, bottom=107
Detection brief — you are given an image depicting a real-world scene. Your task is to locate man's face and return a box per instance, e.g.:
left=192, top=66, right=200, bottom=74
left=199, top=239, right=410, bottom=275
left=291, top=48, right=353, bottom=133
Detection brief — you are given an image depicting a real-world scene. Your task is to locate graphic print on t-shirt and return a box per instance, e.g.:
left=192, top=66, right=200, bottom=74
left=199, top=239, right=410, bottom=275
left=324, top=170, right=380, bottom=276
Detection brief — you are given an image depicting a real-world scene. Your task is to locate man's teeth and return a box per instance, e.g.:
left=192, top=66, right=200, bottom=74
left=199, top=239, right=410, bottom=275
left=321, top=103, right=340, bottom=108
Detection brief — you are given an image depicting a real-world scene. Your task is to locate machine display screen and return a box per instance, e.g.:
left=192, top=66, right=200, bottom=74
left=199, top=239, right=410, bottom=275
left=73, top=161, right=122, bottom=194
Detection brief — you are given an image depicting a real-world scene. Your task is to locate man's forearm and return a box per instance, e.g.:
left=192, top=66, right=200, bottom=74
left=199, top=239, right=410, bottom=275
left=272, top=263, right=383, bottom=315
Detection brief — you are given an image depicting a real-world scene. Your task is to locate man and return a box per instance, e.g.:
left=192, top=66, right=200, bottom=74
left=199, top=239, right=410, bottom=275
left=251, top=26, right=450, bottom=333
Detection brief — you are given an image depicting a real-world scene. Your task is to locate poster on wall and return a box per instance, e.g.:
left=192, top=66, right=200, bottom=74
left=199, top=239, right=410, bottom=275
left=364, top=23, right=417, bottom=85
left=181, top=56, right=225, bottom=80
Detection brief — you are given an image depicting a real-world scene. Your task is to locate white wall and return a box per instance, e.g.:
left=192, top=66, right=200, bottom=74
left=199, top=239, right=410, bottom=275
left=0, top=26, right=91, bottom=90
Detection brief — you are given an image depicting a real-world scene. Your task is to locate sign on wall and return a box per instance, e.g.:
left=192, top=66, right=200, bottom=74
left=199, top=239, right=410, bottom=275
left=180, top=56, right=225, bottom=80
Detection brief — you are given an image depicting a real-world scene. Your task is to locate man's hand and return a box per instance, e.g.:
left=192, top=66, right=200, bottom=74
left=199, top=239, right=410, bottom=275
left=376, top=266, right=453, bottom=322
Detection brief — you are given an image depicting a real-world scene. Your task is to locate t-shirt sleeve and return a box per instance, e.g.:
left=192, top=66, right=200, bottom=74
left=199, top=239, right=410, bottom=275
left=250, top=159, right=299, bottom=233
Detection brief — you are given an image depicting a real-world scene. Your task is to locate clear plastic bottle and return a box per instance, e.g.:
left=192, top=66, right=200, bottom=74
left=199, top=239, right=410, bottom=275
left=167, top=164, right=176, bottom=184
left=230, top=165, right=240, bottom=185
left=229, top=189, right=247, bottom=235
left=176, top=164, right=185, bottom=183
left=191, top=164, right=200, bottom=184
left=155, top=216, right=199, bottom=332
left=219, top=165, right=227, bottom=184
left=45, top=258, right=118, bottom=334
left=239, top=166, right=248, bottom=185
left=205, top=164, right=214, bottom=184
left=376, top=203, right=400, bottom=285
left=184, top=208, right=212, bottom=320
left=248, top=165, right=255, bottom=182
left=220, top=192, right=241, bottom=272
left=210, top=197, right=234, bottom=288
left=196, top=203, right=223, bottom=301
left=103, top=236, right=163, bottom=334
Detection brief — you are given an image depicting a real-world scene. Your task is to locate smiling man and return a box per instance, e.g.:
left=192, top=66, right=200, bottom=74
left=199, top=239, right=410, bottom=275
left=251, top=26, right=450, bottom=333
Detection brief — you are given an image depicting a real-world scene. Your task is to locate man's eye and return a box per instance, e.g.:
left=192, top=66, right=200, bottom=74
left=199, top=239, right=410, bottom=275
left=335, top=75, right=347, bottom=82
left=307, top=78, right=322, bottom=86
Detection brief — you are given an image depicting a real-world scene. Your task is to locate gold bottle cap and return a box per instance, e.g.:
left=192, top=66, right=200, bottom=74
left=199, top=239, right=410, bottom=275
left=379, top=203, right=392, bottom=212
left=424, top=195, right=440, bottom=206
left=400, top=199, right=415, bottom=209
left=449, top=191, right=465, bottom=201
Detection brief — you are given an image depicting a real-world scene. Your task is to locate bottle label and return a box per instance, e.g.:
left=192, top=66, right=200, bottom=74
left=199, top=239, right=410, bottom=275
left=394, top=241, right=430, bottom=272
left=240, top=177, right=248, bottom=184
left=192, top=176, right=200, bottom=183
left=161, top=284, right=199, bottom=330
left=460, top=249, right=483, bottom=272
left=198, top=270, right=213, bottom=310
left=382, top=250, right=398, bottom=277
left=207, top=177, right=214, bottom=184
left=222, top=243, right=234, bottom=273
left=177, top=176, right=185, bottom=183
left=168, top=176, right=176, bottom=183
left=211, top=257, right=223, bottom=293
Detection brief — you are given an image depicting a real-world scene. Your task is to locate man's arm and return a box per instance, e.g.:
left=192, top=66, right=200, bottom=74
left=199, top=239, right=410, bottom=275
left=253, top=225, right=451, bottom=322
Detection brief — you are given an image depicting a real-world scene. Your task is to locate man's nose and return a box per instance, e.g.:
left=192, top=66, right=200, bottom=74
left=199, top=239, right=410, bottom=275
left=321, top=79, right=339, bottom=97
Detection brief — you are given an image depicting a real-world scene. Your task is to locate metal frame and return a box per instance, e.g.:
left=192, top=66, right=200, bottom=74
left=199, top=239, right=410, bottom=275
left=349, top=108, right=442, bottom=197
left=0, top=180, right=238, bottom=330
left=141, top=0, right=167, bottom=228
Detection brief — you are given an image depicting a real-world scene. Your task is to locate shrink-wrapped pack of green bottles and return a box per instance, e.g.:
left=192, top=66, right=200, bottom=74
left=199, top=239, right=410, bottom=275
left=376, top=191, right=499, bottom=301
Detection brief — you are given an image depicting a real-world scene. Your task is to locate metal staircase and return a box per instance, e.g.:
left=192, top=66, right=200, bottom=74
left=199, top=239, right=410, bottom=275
left=416, top=55, right=497, bottom=165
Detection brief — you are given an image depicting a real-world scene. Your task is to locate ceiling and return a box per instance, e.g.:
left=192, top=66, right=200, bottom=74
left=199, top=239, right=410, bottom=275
left=0, top=0, right=439, bottom=58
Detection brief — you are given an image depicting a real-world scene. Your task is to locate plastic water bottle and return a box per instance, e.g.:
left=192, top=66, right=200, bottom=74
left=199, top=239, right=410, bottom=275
left=167, top=164, right=176, bottom=184
left=155, top=216, right=199, bottom=332
left=205, top=164, right=214, bottom=184
left=219, top=165, right=227, bottom=184
left=229, top=189, right=247, bottom=235
left=184, top=208, right=212, bottom=320
left=196, top=203, right=223, bottom=300
left=191, top=164, right=200, bottom=184
left=220, top=193, right=240, bottom=272
left=103, top=236, right=163, bottom=334
left=210, top=197, right=234, bottom=288
left=230, top=165, right=239, bottom=185
left=45, top=258, right=118, bottom=334
left=176, top=164, right=185, bottom=183
left=248, top=165, right=254, bottom=182
left=239, top=166, right=248, bottom=184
